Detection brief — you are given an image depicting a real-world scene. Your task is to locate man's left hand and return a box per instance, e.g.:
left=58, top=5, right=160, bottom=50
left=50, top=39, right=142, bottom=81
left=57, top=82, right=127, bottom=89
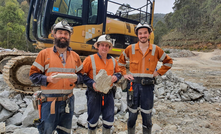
left=153, top=71, right=159, bottom=77
left=111, top=75, right=117, bottom=83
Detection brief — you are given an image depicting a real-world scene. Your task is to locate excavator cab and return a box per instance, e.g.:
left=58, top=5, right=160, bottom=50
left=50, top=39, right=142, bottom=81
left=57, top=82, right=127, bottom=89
left=26, top=0, right=155, bottom=56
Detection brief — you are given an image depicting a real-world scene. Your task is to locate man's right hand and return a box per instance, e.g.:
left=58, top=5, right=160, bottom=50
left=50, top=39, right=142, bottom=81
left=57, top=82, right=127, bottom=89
left=123, top=74, right=134, bottom=81
left=93, top=82, right=100, bottom=92
left=47, top=73, right=61, bottom=84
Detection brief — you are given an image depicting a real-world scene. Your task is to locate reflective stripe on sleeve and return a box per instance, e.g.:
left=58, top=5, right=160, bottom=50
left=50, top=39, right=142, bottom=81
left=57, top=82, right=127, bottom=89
left=140, top=108, right=152, bottom=114
left=111, top=56, right=116, bottom=72
left=118, top=63, right=126, bottom=67
left=103, top=120, right=114, bottom=126
left=88, top=121, right=98, bottom=128
left=45, top=64, right=49, bottom=71
left=33, top=62, right=44, bottom=72
left=123, top=51, right=129, bottom=61
left=76, top=64, right=83, bottom=73
left=152, top=44, right=156, bottom=56
left=132, top=44, right=136, bottom=55
left=90, top=55, right=96, bottom=80
left=163, top=63, right=173, bottom=68
left=56, top=125, right=71, bottom=133
left=131, top=73, right=153, bottom=78
left=47, top=68, right=75, bottom=73
left=41, top=89, right=73, bottom=94
left=159, top=52, right=166, bottom=62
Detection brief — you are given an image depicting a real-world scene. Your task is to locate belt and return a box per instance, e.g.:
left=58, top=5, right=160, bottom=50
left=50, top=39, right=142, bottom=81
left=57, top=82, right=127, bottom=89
left=41, top=93, right=73, bottom=114
left=131, top=78, right=155, bottom=85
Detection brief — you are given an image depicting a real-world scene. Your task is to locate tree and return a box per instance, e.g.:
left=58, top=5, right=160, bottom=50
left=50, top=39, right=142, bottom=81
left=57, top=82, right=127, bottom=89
left=0, top=0, right=26, bottom=49
left=154, top=21, right=168, bottom=45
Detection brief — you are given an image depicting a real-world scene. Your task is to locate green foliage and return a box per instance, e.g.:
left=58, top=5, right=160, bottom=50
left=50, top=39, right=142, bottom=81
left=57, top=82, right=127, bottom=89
left=154, top=21, right=168, bottom=45
left=0, top=0, right=37, bottom=52
left=157, top=0, right=221, bottom=49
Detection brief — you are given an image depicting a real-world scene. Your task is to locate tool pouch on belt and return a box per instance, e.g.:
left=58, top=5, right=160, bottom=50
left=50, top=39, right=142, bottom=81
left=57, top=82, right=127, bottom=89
left=32, top=91, right=42, bottom=110
left=127, top=82, right=134, bottom=107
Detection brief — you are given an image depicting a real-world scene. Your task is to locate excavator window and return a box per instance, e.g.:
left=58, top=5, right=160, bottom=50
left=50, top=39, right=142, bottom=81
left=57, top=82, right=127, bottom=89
left=52, top=0, right=83, bottom=17
left=88, top=0, right=98, bottom=24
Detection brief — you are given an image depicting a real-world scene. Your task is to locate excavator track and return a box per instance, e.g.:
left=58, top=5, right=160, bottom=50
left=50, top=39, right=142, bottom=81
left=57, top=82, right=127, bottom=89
left=2, top=54, right=40, bottom=94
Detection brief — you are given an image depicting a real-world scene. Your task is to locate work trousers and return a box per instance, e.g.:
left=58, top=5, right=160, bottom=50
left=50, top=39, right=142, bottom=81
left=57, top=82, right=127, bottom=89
left=37, top=94, right=74, bottom=134
left=86, top=88, right=114, bottom=130
left=127, top=80, right=154, bottom=129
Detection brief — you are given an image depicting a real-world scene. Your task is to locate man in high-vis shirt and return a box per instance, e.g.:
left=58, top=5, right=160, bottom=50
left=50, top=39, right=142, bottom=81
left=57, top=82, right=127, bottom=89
left=29, top=20, right=83, bottom=134
left=82, top=35, right=122, bottom=134
left=118, top=22, right=173, bottom=134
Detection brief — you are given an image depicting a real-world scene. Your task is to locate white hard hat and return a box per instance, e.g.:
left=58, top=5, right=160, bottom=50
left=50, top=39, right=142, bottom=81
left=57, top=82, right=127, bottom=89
left=94, top=35, right=113, bottom=49
left=53, top=20, right=73, bottom=33
left=135, top=22, right=152, bottom=35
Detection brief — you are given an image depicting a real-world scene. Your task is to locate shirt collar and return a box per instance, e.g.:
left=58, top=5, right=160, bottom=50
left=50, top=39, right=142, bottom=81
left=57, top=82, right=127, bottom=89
left=97, top=52, right=112, bottom=59
left=53, top=46, right=72, bottom=53
left=135, top=41, right=152, bottom=50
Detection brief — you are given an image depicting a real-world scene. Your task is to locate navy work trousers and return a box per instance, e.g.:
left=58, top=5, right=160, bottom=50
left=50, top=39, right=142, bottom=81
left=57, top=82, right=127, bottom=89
left=127, top=81, right=154, bottom=129
left=37, top=94, right=74, bottom=134
left=86, top=88, right=114, bottom=130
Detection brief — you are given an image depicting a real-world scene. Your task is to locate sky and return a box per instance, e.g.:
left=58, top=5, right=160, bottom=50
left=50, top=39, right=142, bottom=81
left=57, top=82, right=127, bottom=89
left=107, top=0, right=175, bottom=14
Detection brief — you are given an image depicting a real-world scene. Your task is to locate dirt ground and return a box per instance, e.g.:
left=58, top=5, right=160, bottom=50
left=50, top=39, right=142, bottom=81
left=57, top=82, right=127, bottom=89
left=73, top=49, right=221, bottom=134
left=171, top=49, right=221, bottom=89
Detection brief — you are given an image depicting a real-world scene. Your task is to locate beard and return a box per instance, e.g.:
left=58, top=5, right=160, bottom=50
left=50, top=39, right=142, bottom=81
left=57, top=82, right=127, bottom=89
left=139, top=37, right=148, bottom=43
left=54, top=37, right=70, bottom=48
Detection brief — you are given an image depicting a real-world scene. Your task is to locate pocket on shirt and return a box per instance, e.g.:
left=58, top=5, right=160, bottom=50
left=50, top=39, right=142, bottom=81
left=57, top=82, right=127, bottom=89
left=130, top=61, right=139, bottom=72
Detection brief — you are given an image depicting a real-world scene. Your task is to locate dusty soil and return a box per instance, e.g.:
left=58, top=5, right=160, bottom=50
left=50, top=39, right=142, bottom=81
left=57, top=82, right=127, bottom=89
left=171, top=49, right=221, bottom=89
left=73, top=49, right=221, bottom=134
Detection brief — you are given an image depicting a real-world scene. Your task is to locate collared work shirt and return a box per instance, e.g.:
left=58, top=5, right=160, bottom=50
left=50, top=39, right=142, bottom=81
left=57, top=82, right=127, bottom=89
left=118, top=42, right=173, bottom=77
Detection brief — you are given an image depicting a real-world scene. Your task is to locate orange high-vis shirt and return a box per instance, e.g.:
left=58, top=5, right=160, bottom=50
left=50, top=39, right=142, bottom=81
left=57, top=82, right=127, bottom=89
left=30, top=47, right=83, bottom=94
left=118, top=42, right=173, bottom=77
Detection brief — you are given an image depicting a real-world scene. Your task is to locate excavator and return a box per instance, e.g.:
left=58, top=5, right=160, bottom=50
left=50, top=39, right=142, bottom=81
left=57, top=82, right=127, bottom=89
left=0, top=0, right=155, bottom=94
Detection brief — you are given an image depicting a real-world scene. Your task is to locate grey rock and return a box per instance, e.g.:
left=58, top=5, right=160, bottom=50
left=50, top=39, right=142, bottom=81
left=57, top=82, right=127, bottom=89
left=6, top=124, right=21, bottom=133
left=180, top=83, right=188, bottom=92
left=14, top=94, right=22, bottom=101
left=72, top=115, right=78, bottom=130
left=185, top=81, right=206, bottom=93
left=158, top=87, right=165, bottom=96
left=77, top=112, right=88, bottom=128
left=152, top=124, right=162, bottom=132
left=123, top=112, right=129, bottom=122
left=74, top=89, right=87, bottom=115
left=114, top=106, right=118, bottom=114
left=95, top=69, right=112, bottom=94
left=188, top=92, right=203, bottom=100
left=22, top=102, right=38, bottom=127
left=0, top=90, right=11, bottom=98
left=6, top=112, right=23, bottom=125
left=115, top=87, right=122, bottom=99
left=19, top=103, right=27, bottom=108
left=115, top=103, right=121, bottom=110
left=18, top=108, right=26, bottom=114
left=204, top=91, right=212, bottom=101
left=13, top=127, right=38, bottom=134
left=120, top=100, right=127, bottom=112
left=0, top=109, right=13, bottom=122
left=15, top=100, right=24, bottom=105
left=23, top=96, right=32, bottom=105
left=0, top=98, right=19, bottom=112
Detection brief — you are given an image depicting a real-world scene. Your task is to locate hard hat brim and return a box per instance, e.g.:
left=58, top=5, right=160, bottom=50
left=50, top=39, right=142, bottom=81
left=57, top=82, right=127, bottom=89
left=94, top=41, right=113, bottom=49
